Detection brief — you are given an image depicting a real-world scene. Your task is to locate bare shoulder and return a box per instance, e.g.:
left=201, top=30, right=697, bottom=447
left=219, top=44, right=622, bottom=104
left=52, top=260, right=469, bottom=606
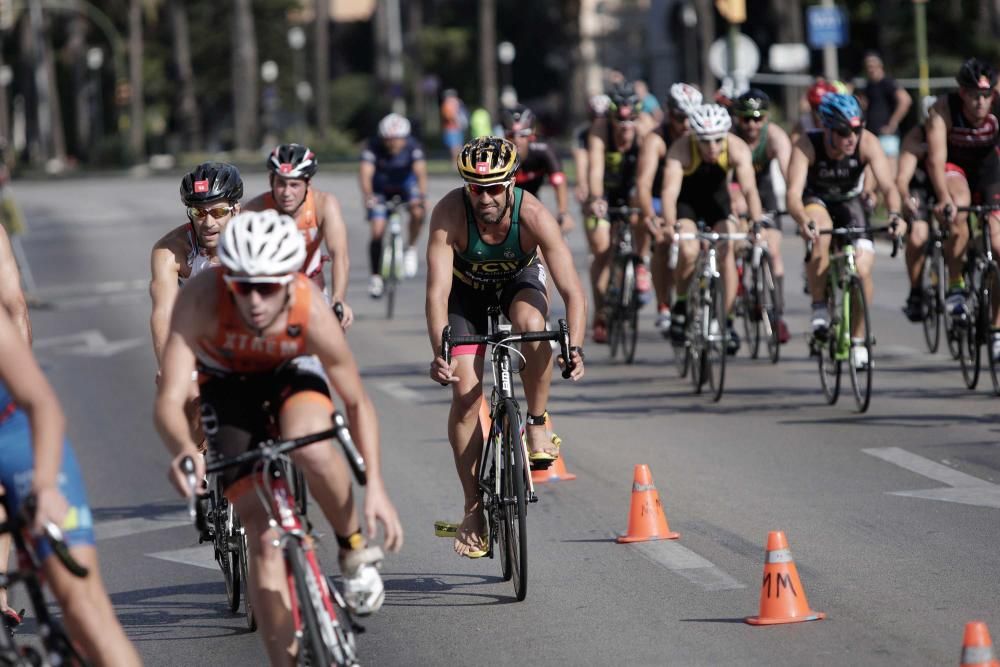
left=431, top=188, right=465, bottom=226
left=768, top=122, right=791, bottom=143
left=666, top=134, right=690, bottom=164
left=152, top=224, right=189, bottom=265
left=727, top=133, right=751, bottom=159
left=241, top=192, right=269, bottom=211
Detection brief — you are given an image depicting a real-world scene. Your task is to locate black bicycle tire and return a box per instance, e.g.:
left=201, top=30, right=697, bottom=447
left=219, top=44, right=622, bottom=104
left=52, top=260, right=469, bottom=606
left=746, top=262, right=762, bottom=359
left=688, top=278, right=705, bottom=393
left=622, top=259, right=639, bottom=364
left=385, top=241, right=397, bottom=320
left=500, top=400, right=528, bottom=601
left=847, top=277, right=874, bottom=413
left=739, top=254, right=754, bottom=356
left=211, top=478, right=240, bottom=614
left=672, top=285, right=691, bottom=378
left=818, top=285, right=841, bottom=405
left=921, top=246, right=942, bottom=354
left=707, top=276, right=727, bottom=402
left=959, top=268, right=981, bottom=389
left=761, top=253, right=780, bottom=364
left=234, top=513, right=256, bottom=631
left=489, top=407, right=512, bottom=582
left=289, top=541, right=353, bottom=666
left=980, top=261, right=1000, bottom=395
left=607, top=259, right=623, bottom=359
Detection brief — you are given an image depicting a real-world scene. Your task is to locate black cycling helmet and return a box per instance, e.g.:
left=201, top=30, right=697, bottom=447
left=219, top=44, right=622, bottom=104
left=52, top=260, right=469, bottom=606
left=180, top=162, right=243, bottom=206
left=608, top=82, right=640, bottom=121
left=956, top=57, right=998, bottom=90
left=502, top=105, right=535, bottom=134
left=267, top=143, right=318, bottom=179
left=733, top=88, right=770, bottom=118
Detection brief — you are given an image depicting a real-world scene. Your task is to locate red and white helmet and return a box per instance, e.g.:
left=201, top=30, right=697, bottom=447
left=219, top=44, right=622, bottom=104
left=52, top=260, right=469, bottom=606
left=378, top=113, right=411, bottom=139
left=688, top=104, right=732, bottom=140
left=668, top=83, right=703, bottom=116
left=267, top=143, right=317, bottom=179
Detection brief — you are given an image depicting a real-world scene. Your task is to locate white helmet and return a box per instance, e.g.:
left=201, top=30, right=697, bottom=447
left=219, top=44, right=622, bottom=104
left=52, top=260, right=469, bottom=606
left=588, top=94, right=611, bottom=117
left=668, top=83, right=703, bottom=116
left=688, top=104, right=732, bottom=140
left=378, top=113, right=411, bottom=139
left=218, top=210, right=306, bottom=276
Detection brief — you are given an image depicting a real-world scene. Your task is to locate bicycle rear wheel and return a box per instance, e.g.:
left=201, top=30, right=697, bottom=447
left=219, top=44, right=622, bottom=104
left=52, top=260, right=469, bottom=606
left=499, top=400, right=528, bottom=601
left=705, top=277, right=727, bottom=402
left=607, top=261, right=623, bottom=360
left=847, top=277, right=874, bottom=413
left=289, top=541, right=358, bottom=666
left=979, top=262, right=1000, bottom=395
left=760, top=253, right=780, bottom=364
left=621, top=259, right=639, bottom=364
left=234, top=513, right=256, bottom=631
left=959, top=281, right=981, bottom=390
left=921, top=247, right=943, bottom=354
left=817, top=287, right=841, bottom=405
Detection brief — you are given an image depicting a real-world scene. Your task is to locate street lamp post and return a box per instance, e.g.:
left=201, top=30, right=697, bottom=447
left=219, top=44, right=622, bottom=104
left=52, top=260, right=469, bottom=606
left=287, top=26, right=306, bottom=131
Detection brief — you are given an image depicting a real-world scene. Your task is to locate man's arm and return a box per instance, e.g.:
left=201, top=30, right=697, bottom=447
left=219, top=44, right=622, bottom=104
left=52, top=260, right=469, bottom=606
left=425, top=192, right=459, bottom=357
left=886, top=83, right=913, bottom=134
left=587, top=123, right=607, bottom=203
left=636, top=133, right=663, bottom=222
left=786, top=136, right=815, bottom=231
left=660, top=139, right=687, bottom=229
left=414, top=158, right=429, bottom=201
left=149, top=241, right=182, bottom=365
left=925, top=102, right=951, bottom=210
left=0, top=226, right=30, bottom=343
left=319, top=192, right=350, bottom=307
left=768, top=124, right=793, bottom=184
left=358, top=161, right=376, bottom=206
left=731, top=137, right=763, bottom=222
left=896, top=127, right=923, bottom=218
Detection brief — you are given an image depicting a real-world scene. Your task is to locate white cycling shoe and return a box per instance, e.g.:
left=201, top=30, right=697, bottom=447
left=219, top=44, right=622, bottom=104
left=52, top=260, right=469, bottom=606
left=403, top=247, right=419, bottom=278
left=339, top=546, right=385, bottom=616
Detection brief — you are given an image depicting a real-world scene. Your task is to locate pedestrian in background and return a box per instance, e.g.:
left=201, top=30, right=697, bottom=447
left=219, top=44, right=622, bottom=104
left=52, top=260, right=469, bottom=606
left=440, top=89, right=467, bottom=160
left=858, top=51, right=912, bottom=161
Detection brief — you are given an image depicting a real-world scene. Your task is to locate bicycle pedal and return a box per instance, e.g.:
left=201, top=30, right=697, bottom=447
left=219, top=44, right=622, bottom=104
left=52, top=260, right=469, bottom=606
left=529, top=492, right=539, bottom=503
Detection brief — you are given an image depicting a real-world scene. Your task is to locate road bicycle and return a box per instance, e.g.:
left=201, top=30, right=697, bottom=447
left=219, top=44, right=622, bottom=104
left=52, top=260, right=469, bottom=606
left=379, top=196, right=406, bottom=320
left=0, top=494, right=91, bottom=666
left=440, top=308, right=575, bottom=601
left=604, top=206, right=642, bottom=363
left=948, top=203, right=1000, bottom=394
left=806, top=224, right=899, bottom=413
left=182, top=411, right=367, bottom=666
left=672, top=222, right=746, bottom=402
left=197, top=472, right=255, bottom=630
left=737, top=218, right=780, bottom=364
left=913, top=211, right=952, bottom=355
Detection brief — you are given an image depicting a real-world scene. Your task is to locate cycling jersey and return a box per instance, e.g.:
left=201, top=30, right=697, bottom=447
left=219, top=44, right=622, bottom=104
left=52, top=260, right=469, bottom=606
left=361, top=136, right=425, bottom=193
left=738, top=121, right=779, bottom=212
left=803, top=130, right=866, bottom=203
left=177, top=225, right=217, bottom=287
left=261, top=191, right=326, bottom=280
left=195, top=268, right=312, bottom=375
left=650, top=125, right=681, bottom=202
left=0, top=382, right=94, bottom=561
left=514, top=141, right=565, bottom=195
left=602, top=124, right=640, bottom=206
left=452, top=188, right=537, bottom=289
left=944, top=92, right=1000, bottom=203
left=676, top=136, right=731, bottom=223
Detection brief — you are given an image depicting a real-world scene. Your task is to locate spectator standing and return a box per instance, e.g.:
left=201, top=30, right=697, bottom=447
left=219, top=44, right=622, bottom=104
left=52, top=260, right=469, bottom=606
left=858, top=52, right=912, bottom=160
left=440, top=89, right=467, bottom=160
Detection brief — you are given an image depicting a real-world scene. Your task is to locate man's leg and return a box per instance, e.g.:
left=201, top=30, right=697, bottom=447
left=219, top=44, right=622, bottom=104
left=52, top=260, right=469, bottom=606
left=764, top=225, right=790, bottom=341
left=713, top=217, right=738, bottom=314
left=585, top=218, right=611, bottom=340
left=507, top=289, right=553, bottom=459
left=805, top=205, right=834, bottom=337
left=944, top=175, right=972, bottom=280
left=447, top=353, right=487, bottom=556
left=854, top=243, right=876, bottom=340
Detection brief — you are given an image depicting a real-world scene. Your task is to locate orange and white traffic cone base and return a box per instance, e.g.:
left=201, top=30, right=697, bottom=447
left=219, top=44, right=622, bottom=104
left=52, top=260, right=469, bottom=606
left=616, top=464, right=680, bottom=543
left=961, top=621, right=1000, bottom=667
left=746, top=531, right=825, bottom=625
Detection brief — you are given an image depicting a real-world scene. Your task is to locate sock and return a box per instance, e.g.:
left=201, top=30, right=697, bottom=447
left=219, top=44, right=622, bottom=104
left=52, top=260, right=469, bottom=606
left=336, top=531, right=366, bottom=551
left=368, top=239, right=382, bottom=275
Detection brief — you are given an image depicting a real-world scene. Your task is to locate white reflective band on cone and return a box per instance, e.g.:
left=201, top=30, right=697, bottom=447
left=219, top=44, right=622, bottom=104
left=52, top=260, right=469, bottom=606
left=962, top=645, right=996, bottom=663
left=765, top=548, right=793, bottom=564
left=632, top=483, right=657, bottom=492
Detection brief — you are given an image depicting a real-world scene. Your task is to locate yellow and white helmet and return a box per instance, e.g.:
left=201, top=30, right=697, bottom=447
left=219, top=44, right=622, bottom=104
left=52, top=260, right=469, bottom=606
left=456, top=136, right=519, bottom=186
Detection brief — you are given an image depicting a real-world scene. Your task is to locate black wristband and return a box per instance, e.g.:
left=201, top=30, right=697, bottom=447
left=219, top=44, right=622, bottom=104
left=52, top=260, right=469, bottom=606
left=569, top=345, right=585, bottom=361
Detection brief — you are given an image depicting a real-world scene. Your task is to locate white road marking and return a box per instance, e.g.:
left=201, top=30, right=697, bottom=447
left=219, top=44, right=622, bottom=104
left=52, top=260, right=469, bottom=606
left=34, top=279, right=148, bottom=299
left=376, top=380, right=425, bottom=404
left=95, top=513, right=192, bottom=541
left=629, top=540, right=745, bottom=591
left=863, top=447, right=1000, bottom=509
left=34, top=329, right=145, bottom=357
left=146, top=545, right=218, bottom=571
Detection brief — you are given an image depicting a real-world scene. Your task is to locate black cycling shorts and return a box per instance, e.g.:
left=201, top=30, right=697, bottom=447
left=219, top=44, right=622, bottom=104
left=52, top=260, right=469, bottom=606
left=907, top=184, right=934, bottom=224
left=198, top=356, right=332, bottom=492
left=448, top=263, right=548, bottom=355
left=804, top=195, right=870, bottom=238
left=677, top=192, right=730, bottom=226
left=757, top=171, right=781, bottom=221
left=950, top=151, right=1000, bottom=206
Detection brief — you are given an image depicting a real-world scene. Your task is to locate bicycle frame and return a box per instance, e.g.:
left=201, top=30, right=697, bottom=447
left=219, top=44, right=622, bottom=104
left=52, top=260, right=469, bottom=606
left=827, top=242, right=857, bottom=362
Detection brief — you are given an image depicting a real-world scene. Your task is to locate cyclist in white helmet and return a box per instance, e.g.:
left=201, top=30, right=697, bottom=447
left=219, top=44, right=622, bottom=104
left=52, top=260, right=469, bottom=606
left=660, top=103, right=766, bottom=355
left=360, top=113, right=428, bottom=292
left=156, top=210, right=403, bottom=665
left=637, top=83, right=702, bottom=335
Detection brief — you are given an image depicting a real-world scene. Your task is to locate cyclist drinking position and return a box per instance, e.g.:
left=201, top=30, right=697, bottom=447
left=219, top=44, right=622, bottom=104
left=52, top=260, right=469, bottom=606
left=244, top=143, right=355, bottom=327
left=359, top=113, right=429, bottom=291
left=636, top=82, right=702, bottom=335
left=787, top=93, right=903, bottom=366
left=156, top=211, right=402, bottom=665
left=661, top=103, right=764, bottom=354
left=0, top=307, right=141, bottom=666
left=425, top=137, right=586, bottom=558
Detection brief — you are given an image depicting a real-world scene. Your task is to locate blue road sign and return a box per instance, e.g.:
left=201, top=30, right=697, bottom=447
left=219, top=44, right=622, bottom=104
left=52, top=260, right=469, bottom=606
left=807, top=6, right=848, bottom=48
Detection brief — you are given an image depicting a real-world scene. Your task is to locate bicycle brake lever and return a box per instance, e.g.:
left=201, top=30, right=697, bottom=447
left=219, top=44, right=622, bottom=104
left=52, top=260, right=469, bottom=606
left=180, top=456, right=197, bottom=520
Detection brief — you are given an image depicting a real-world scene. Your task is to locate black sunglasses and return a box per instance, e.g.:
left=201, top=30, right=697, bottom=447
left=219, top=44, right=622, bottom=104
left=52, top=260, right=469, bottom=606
left=833, top=126, right=863, bottom=138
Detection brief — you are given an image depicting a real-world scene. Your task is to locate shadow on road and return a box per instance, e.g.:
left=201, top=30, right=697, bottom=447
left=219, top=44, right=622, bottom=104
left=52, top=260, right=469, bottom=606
left=108, top=582, right=251, bottom=641
left=379, top=572, right=515, bottom=607
left=91, top=501, right=185, bottom=522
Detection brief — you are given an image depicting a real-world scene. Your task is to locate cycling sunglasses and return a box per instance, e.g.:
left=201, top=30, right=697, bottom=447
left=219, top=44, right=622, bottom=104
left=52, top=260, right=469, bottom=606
left=224, top=274, right=294, bottom=297
left=465, top=180, right=511, bottom=197
left=187, top=205, right=234, bottom=220
left=833, top=126, right=863, bottom=138
left=506, top=129, right=533, bottom=139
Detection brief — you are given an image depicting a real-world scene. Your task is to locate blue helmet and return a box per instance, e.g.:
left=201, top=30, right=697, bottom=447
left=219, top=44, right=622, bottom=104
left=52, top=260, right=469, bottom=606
left=818, top=93, right=864, bottom=133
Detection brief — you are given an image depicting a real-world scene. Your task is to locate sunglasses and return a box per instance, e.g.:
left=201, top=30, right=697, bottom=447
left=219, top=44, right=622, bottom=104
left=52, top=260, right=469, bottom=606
left=187, top=205, right=234, bottom=220
left=697, top=136, right=726, bottom=146
left=833, top=126, right=863, bottom=138
left=964, top=89, right=994, bottom=100
left=224, top=274, right=293, bottom=297
left=739, top=114, right=765, bottom=124
left=506, top=129, right=533, bottom=139
left=465, top=181, right=511, bottom=197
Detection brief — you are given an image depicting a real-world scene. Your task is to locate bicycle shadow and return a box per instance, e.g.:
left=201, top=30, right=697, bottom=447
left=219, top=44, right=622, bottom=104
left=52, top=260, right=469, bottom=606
left=106, top=582, right=253, bottom=641
left=378, top=572, right=515, bottom=607
left=90, top=501, right=186, bottom=523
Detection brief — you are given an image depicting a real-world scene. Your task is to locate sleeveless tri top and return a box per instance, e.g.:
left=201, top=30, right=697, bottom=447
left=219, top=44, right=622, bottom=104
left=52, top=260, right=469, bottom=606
left=804, top=130, right=866, bottom=202
left=178, top=225, right=217, bottom=287
left=946, top=91, right=1000, bottom=172
left=263, top=190, right=325, bottom=279
left=678, top=135, right=731, bottom=206
left=452, top=188, right=536, bottom=288
left=603, top=123, right=640, bottom=204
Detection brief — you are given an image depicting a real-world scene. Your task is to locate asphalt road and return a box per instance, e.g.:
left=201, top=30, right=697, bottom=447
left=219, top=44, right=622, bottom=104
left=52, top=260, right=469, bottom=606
left=6, top=172, right=999, bottom=666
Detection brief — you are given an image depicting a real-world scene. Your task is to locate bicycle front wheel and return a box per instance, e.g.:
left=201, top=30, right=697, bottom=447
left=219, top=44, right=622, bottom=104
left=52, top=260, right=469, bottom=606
left=234, top=513, right=256, bottom=631
left=289, top=541, right=358, bottom=667
left=705, top=277, right=728, bottom=402
left=980, top=262, right=1000, bottom=395
left=688, top=279, right=705, bottom=393
left=817, top=287, right=841, bottom=405
left=959, top=280, right=981, bottom=390
left=607, top=261, right=624, bottom=360
left=211, top=478, right=241, bottom=614
left=621, top=259, right=639, bottom=364
left=921, top=247, right=943, bottom=354
left=847, top=277, right=874, bottom=413
left=499, top=400, right=528, bottom=601
left=760, top=253, right=780, bottom=364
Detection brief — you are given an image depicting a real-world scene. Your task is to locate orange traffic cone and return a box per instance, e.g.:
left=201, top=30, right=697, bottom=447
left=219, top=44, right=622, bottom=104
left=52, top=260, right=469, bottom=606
left=616, top=464, right=680, bottom=543
left=746, top=531, right=826, bottom=625
left=960, top=621, right=1000, bottom=667
left=533, top=454, right=577, bottom=483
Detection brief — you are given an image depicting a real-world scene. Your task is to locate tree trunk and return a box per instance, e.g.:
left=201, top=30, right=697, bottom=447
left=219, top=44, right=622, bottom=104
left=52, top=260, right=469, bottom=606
left=128, top=0, right=144, bottom=161
left=232, top=0, right=258, bottom=150
left=478, top=0, right=497, bottom=117
left=66, top=14, right=88, bottom=161
left=314, top=0, right=329, bottom=138
left=695, top=0, right=716, bottom=96
left=169, top=1, right=201, bottom=151
left=407, top=0, right=425, bottom=134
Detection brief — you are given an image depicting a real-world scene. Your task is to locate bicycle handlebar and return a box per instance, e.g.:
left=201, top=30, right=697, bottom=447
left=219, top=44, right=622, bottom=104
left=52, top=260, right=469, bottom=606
left=804, top=223, right=901, bottom=261
left=0, top=495, right=89, bottom=579
left=440, top=319, right=575, bottom=381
